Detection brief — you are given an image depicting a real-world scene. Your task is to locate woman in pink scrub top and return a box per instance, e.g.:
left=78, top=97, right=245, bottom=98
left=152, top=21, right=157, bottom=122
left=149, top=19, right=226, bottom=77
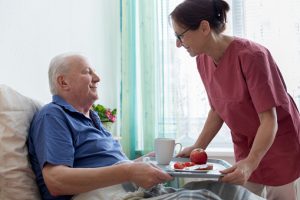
left=170, top=0, right=300, bottom=199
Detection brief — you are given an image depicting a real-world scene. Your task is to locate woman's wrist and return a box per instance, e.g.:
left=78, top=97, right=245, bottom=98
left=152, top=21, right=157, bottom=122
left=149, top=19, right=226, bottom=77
left=244, top=155, right=260, bottom=171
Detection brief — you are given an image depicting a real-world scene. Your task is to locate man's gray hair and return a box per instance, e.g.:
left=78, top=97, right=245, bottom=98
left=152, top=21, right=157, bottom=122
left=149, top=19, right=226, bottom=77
left=48, top=53, right=84, bottom=95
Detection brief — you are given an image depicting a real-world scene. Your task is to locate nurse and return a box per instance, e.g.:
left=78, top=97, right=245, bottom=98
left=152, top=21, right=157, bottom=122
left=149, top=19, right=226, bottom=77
left=170, top=0, right=300, bottom=199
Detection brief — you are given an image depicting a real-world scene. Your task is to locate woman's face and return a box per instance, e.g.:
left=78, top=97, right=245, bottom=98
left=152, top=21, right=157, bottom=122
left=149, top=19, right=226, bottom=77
left=172, top=19, right=210, bottom=57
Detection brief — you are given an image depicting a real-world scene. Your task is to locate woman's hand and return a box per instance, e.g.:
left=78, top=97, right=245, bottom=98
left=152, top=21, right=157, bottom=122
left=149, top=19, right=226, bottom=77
left=176, top=145, right=197, bottom=157
left=219, top=158, right=257, bottom=185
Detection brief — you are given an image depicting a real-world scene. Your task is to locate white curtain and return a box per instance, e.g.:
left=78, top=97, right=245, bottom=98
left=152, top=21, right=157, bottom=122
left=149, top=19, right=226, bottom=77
left=156, top=0, right=300, bottom=150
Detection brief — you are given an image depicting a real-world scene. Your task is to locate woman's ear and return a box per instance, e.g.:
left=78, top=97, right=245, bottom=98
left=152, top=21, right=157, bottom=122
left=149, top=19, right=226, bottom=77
left=199, top=20, right=211, bottom=36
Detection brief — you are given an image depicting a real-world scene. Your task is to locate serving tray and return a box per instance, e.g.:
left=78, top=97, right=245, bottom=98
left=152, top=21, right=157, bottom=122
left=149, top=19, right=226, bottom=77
left=149, top=157, right=231, bottom=178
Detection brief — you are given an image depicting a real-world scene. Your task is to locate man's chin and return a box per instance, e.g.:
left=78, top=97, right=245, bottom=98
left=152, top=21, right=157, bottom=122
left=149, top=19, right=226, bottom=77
left=91, top=93, right=98, bottom=101
left=93, top=95, right=98, bottom=101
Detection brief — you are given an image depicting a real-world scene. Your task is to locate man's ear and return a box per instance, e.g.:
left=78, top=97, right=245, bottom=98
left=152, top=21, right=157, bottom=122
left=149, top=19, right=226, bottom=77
left=199, top=20, right=211, bottom=36
left=57, top=75, right=70, bottom=91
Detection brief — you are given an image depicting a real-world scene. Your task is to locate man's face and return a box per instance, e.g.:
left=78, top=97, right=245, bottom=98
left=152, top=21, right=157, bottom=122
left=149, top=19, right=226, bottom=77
left=64, top=56, right=100, bottom=106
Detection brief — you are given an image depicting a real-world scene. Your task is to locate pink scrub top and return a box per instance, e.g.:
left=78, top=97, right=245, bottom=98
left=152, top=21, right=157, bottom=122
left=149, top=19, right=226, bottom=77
left=197, top=37, right=300, bottom=186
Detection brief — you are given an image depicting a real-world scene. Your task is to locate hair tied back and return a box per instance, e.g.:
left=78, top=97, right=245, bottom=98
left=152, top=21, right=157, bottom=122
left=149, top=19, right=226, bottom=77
left=213, top=0, right=221, bottom=19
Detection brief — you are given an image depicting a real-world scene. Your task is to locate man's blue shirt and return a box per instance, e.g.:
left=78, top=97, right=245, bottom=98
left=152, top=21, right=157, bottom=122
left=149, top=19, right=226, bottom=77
left=28, top=95, right=128, bottom=200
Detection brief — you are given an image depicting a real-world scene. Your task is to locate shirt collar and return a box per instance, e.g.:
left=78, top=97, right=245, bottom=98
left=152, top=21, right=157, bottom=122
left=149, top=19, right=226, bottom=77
left=52, top=95, right=99, bottom=121
left=52, top=95, right=80, bottom=114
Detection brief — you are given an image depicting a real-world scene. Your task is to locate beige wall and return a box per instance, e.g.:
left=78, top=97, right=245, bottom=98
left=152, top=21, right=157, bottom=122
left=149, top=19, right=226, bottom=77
left=0, top=0, right=120, bottom=109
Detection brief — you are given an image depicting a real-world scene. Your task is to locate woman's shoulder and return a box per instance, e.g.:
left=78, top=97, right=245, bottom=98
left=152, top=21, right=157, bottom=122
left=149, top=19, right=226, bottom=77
left=232, top=37, right=269, bottom=56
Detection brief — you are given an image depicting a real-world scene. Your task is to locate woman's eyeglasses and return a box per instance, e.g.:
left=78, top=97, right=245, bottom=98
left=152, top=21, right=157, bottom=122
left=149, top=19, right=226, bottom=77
left=175, top=27, right=190, bottom=43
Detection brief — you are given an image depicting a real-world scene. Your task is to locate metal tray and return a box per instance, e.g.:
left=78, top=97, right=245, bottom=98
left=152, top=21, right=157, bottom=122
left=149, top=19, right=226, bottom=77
left=150, top=157, right=231, bottom=178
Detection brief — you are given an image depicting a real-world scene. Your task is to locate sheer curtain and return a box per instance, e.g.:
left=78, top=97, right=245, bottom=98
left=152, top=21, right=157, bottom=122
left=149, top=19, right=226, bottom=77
left=120, top=0, right=160, bottom=158
left=120, top=0, right=300, bottom=157
left=156, top=0, right=232, bottom=149
left=242, top=0, right=300, bottom=105
left=119, top=0, right=137, bottom=159
left=156, top=0, right=300, bottom=151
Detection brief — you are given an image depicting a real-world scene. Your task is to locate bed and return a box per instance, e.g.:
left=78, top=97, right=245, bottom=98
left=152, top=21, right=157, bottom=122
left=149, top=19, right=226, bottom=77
left=0, top=84, right=265, bottom=200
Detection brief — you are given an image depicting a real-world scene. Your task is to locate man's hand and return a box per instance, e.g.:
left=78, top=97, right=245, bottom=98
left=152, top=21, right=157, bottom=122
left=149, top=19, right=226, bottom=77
left=134, top=151, right=155, bottom=162
left=127, top=162, right=173, bottom=189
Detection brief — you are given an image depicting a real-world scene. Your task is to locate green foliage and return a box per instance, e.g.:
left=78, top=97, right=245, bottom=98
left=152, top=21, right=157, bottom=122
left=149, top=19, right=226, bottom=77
left=92, top=104, right=117, bottom=122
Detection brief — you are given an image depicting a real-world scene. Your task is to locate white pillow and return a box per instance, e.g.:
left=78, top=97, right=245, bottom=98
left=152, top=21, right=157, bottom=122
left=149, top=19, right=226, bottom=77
left=0, top=85, right=42, bottom=200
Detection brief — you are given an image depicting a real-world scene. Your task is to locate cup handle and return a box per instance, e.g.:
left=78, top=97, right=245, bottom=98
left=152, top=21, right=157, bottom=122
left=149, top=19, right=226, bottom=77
left=174, top=143, right=182, bottom=154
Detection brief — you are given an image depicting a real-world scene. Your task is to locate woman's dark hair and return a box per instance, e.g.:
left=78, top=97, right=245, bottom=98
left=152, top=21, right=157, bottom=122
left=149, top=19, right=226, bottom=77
left=170, top=0, right=230, bottom=34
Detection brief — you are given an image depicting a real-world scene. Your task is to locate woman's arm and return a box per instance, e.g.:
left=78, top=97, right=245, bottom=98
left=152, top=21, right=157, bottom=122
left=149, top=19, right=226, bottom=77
left=194, top=108, right=224, bottom=149
left=177, top=108, right=224, bottom=157
left=221, top=107, right=278, bottom=185
left=247, top=107, right=278, bottom=168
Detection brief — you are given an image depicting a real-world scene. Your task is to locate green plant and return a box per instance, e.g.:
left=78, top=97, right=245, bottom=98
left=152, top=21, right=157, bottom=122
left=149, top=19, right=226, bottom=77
left=92, top=104, right=117, bottom=123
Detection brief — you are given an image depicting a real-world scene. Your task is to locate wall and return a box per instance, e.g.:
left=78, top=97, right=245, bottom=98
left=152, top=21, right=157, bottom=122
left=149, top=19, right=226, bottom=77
left=0, top=0, right=120, bottom=109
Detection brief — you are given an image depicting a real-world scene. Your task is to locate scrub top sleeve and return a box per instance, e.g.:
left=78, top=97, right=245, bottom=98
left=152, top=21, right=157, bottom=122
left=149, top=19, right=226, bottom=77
left=33, top=114, right=75, bottom=169
left=207, top=95, right=215, bottom=110
left=241, top=51, right=288, bottom=113
left=196, top=55, right=215, bottom=110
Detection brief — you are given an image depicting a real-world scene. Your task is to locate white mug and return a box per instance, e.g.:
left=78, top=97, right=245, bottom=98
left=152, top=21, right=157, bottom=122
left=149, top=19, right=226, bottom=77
left=154, top=138, right=182, bottom=165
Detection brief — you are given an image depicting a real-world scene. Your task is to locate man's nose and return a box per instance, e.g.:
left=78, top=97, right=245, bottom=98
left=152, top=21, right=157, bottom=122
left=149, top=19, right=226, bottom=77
left=93, top=72, right=100, bottom=82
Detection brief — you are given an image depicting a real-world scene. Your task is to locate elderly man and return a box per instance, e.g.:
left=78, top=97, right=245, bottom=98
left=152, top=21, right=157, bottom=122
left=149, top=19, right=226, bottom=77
left=28, top=53, right=266, bottom=200
left=28, top=53, right=173, bottom=200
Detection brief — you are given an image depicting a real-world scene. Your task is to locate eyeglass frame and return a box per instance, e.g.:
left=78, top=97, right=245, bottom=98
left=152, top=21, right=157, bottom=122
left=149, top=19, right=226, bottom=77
left=175, top=27, right=191, bottom=43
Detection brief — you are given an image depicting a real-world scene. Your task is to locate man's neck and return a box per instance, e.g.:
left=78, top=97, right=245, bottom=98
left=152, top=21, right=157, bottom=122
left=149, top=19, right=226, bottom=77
left=59, top=94, right=93, bottom=117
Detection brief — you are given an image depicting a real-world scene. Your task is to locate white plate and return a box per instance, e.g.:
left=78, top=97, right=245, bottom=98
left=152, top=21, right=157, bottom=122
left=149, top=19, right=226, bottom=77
left=168, top=162, right=213, bottom=173
left=151, top=157, right=231, bottom=178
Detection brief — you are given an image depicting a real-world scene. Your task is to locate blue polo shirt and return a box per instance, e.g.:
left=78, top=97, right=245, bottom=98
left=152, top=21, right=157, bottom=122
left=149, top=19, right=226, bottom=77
left=28, top=95, right=128, bottom=200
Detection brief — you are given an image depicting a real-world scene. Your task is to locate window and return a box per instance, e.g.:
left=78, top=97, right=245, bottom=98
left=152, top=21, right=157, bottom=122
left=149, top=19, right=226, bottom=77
left=156, top=0, right=300, bottom=150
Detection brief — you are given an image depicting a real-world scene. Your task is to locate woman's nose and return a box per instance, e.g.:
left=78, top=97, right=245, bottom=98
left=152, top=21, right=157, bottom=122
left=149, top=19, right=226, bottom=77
left=176, top=39, right=183, bottom=48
